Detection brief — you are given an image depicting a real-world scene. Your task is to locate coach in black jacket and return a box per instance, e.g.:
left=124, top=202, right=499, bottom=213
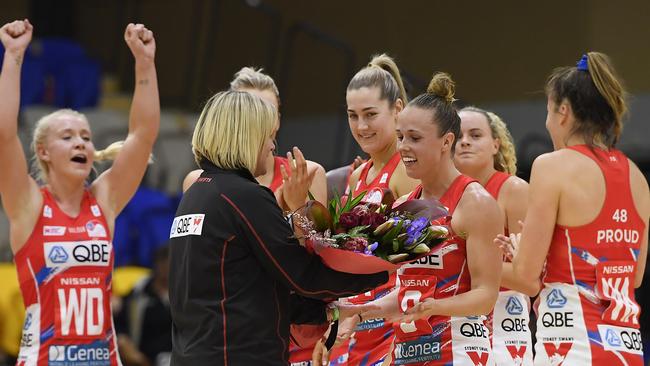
left=169, top=90, right=388, bottom=366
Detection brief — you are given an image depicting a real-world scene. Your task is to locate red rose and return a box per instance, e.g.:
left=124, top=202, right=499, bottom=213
left=339, top=212, right=360, bottom=229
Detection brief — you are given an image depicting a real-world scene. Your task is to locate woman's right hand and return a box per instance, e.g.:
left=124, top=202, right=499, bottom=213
left=279, top=147, right=316, bottom=212
left=0, top=19, right=33, bottom=55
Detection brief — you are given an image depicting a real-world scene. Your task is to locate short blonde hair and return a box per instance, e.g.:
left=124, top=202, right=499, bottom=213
left=31, top=109, right=123, bottom=182
left=192, top=91, right=276, bottom=174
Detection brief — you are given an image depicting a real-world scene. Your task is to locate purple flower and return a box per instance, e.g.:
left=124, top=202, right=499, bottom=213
left=406, top=217, right=429, bottom=245
left=364, top=242, right=379, bottom=255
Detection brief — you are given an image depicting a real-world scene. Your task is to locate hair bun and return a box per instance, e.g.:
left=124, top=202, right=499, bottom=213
left=426, top=72, right=456, bottom=104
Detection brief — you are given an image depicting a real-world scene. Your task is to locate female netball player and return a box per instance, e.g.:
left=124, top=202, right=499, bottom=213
left=356, top=72, right=503, bottom=365
left=496, top=52, right=649, bottom=365
left=333, top=53, right=419, bottom=366
left=454, top=107, right=532, bottom=365
left=0, top=20, right=159, bottom=365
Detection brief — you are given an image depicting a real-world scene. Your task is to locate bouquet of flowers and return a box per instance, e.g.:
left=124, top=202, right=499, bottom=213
left=294, top=189, right=450, bottom=274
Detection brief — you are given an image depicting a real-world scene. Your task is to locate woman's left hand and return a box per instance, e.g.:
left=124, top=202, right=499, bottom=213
left=124, top=23, right=156, bottom=63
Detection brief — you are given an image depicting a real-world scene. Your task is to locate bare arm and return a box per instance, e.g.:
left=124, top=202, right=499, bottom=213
left=0, top=20, right=42, bottom=251
left=629, top=160, right=650, bottom=287
left=93, top=24, right=159, bottom=221
left=502, top=176, right=529, bottom=234
left=404, top=185, right=503, bottom=320
left=306, top=160, right=327, bottom=205
left=500, top=154, right=560, bottom=296
left=346, top=163, right=364, bottom=196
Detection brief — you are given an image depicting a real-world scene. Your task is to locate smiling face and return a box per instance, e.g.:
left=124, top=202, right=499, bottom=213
left=396, top=106, right=455, bottom=181
left=454, top=110, right=499, bottom=174
left=36, top=112, right=95, bottom=181
left=346, top=86, right=401, bottom=156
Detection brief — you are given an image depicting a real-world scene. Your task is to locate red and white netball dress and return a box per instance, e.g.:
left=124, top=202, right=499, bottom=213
left=483, top=172, right=533, bottom=366
left=269, top=156, right=291, bottom=192
left=14, top=188, right=120, bottom=366
left=535, top=145, right=644, bottom=365
left=392, top=175, right=495, bottom=366
left=345, top=152, right=402, bottom=366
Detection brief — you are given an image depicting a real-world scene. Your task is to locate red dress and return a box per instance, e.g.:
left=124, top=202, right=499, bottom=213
left=269, top=156, right=291, bottom=192
left=14, top=188, right=121, bottom=366
left=484, top=172, right=534, bottom=365
left=392, top=175, right=495, bottom=365
left=344, top=152, right=402, bottom=366
left=534, top=146, right=644, bottom=365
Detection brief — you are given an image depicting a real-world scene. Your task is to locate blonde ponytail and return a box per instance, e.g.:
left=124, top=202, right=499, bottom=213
left=348, top=53, right=407, bottom=106
left=368, top=54, right=408, bottom=103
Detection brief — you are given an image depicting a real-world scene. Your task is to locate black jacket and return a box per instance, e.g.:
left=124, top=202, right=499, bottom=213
left=169, top=162, right=388, bottom=366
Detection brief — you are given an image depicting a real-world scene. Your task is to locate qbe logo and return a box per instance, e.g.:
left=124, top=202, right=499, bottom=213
left=546, top=288, right=567, bottom=308
left=170, top=214, right=205, bottom=238
left=44, top=241, right=111, bottom=268
left=605, top=328, right=622, bottom=347
left=48, top=342, right=110, bottom=365
left=48, top=246, right=69, bottom=264
left=506, top=296, right=524, bottom=315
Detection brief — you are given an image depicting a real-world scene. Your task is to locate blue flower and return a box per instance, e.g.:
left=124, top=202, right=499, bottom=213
left=406, top=217, right=429, bottom=245
left=364, top=242, right=379, bottom=255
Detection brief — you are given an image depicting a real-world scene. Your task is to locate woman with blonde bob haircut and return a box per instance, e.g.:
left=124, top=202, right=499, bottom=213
left=183, top=67, right=327, bottom=213
left=191, top=90, right=277, bottom=175
left=169, top=90, right=389, bottom=366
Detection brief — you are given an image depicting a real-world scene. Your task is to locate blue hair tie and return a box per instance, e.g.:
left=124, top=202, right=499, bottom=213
left=576, top=54, right=589, bottom=71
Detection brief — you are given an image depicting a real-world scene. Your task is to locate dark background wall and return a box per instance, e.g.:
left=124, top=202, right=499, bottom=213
left=2, top=0, right=649, bottom=171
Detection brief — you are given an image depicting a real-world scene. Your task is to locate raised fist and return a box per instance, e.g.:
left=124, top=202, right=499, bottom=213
left=0, top=19, right=33, bottom=54
left=124, top=23, right=155, bottom=62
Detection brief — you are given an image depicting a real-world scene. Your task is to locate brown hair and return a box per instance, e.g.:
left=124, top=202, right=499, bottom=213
left=409, top=72, right=461, bottom=153
left=347, top=54, right=408, bottom=105
left=546, top=52, right=627, bottom=148
left=461, top=107, right=517, bottom=174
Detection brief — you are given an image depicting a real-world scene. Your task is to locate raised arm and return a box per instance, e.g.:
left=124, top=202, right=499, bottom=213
left=0, top=20, right=42, bottom=250
left=93, top=24, right=159, bottom=220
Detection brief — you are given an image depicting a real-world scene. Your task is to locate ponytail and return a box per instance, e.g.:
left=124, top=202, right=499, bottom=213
left=348, top=53, right=407, bottom=106
left=546, top=51, right=627, bottom=148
